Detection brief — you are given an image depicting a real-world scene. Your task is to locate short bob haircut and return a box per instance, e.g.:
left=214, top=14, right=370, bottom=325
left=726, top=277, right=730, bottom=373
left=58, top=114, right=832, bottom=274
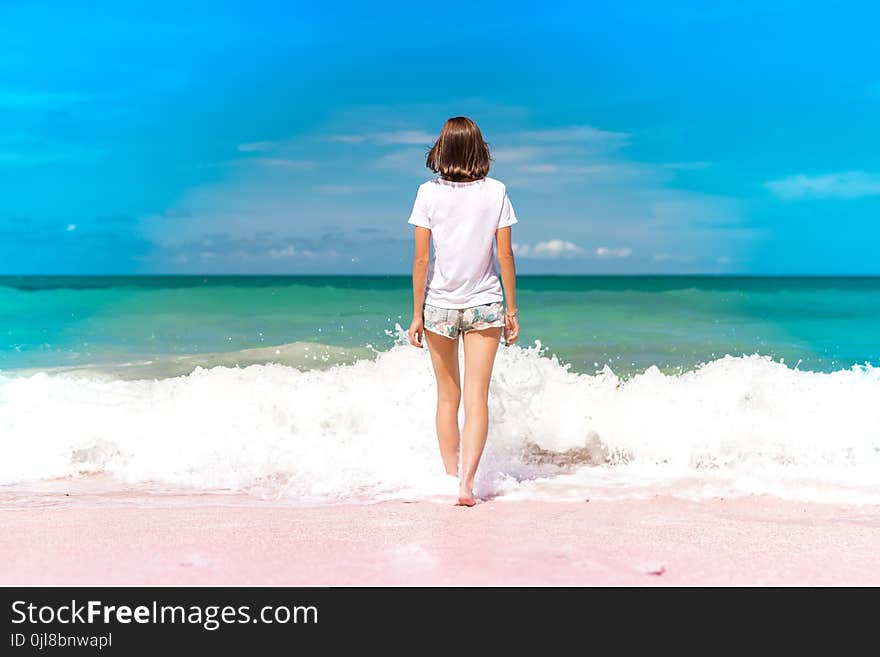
left=426, top=117, right=491, bottom=182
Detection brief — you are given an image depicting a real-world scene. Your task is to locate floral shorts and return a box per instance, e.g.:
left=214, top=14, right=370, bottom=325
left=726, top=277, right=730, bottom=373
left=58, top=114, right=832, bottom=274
left=423, top=301, right=505, bottom=339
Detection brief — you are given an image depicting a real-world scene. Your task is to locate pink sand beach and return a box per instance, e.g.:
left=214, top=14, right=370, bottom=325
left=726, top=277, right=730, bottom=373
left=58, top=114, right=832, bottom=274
left=3, top=496, right=879, bottom=586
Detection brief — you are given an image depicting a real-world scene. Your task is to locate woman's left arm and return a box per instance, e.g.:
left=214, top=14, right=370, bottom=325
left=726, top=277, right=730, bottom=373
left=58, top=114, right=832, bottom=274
left=408, top=227, right=431, bottom=347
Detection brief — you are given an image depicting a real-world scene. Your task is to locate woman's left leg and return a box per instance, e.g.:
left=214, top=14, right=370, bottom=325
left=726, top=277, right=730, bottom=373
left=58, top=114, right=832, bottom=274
left=424, top=330, right=462, bottom=476
left=459, top=326, right=502, bottom=506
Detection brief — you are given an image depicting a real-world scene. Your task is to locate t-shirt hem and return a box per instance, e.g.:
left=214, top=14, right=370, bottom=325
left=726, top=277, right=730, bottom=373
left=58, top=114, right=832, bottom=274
left=423, top=292, right=504, bottom=310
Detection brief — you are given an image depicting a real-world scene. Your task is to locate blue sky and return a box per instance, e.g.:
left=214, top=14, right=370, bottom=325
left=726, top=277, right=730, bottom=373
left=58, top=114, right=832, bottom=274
left=1, top=0, right=878, bottom=274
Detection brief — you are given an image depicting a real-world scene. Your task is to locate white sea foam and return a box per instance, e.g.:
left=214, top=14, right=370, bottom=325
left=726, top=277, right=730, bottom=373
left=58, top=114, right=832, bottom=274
left=1, top=327, right=879, bottom=504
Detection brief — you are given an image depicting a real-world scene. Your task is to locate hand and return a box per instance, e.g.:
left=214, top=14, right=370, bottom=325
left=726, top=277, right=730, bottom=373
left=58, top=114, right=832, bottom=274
left=504, top=310, right=519, bottom=345
left=408, top=316, right=424, bottom=348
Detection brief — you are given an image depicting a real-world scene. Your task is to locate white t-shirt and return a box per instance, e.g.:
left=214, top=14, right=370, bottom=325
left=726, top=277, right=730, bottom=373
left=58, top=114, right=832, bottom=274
left=407, top=176, right=518, bottom=309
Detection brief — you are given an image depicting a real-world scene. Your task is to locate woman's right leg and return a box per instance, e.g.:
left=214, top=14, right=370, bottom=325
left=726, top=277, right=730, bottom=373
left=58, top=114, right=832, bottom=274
left=459, top=326, right=502, bottom=506
left=424, top=329, right=462, bottom=476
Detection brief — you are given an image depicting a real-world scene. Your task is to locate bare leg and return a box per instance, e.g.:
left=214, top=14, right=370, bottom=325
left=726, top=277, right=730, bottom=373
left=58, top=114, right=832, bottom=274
left=459, top=327, right=502, bottom=506
left=424, top=330, right=462, bottom=476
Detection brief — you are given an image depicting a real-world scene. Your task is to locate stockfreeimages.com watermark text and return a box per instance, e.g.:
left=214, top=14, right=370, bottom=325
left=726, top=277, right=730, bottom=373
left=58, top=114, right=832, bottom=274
left=11, top=599, right=318, bottom=632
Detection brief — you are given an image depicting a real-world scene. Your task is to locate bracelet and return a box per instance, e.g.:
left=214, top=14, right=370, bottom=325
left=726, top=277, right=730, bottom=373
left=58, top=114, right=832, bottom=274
left=506, top=309, right=518, bottom=318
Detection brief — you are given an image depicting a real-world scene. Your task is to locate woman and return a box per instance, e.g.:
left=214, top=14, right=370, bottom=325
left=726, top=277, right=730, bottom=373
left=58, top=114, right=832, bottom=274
left=406, top=116, right=520, bottom=506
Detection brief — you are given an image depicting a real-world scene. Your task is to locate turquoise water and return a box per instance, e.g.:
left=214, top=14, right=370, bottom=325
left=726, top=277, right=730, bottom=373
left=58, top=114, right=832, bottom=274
left=1, top=275, right=879, bottom=375
left=2, top=275, right=880, bottom=504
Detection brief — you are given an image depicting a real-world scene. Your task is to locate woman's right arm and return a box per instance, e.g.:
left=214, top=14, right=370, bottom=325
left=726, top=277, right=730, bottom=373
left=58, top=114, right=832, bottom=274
left=495, top=226, right=519, bottom=345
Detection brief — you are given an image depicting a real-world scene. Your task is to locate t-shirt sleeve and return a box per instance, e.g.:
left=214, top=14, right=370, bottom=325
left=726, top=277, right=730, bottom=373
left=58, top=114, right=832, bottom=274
left=407, top=185, right=431, bottom=229
left=498, top=189, right=518, bottom=229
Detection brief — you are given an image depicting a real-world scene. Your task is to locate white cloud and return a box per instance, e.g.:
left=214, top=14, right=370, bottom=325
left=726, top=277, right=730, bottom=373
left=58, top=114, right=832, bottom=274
left=512, top=241, right=632, bottom=260
left=154, top=235, right=341, bottom=267
left=595, top=246, right=632, bottom=259
left=373, top=148, right=426, bottom=170
left=375, top=130, right=434, bottom=145
left=237, top=141, right=277, bottom=152
left=268, top=245, right=297, bottom=259
left=517, top=126, right=630, bottom=145
left=513, top=239, right=583, bottom=259
left=266, top=244, right=337, bottom=260
left=328, top=130, right=435, bottom=145
left=145, top=102, right=745, bottom=273
left=516, top=164, right=560, bottom=174
left=516, top=163, right=626, bottom=177
left=493, top=146, right=559, bottom=164
left=766, top=171, right=880, bottom=200
left=227, top=157, right=315, bottom=169
left=572, top=164, right=628, bottom=176
left=65, top=223, right=77, bottom=232
left=653, top=253, right=694, bottom=263
left=328, top=134, right=367, bottom=144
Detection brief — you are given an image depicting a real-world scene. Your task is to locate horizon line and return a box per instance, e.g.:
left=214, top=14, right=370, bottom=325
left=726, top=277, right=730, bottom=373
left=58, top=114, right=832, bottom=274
left=2, top=273, right=880, bottom=278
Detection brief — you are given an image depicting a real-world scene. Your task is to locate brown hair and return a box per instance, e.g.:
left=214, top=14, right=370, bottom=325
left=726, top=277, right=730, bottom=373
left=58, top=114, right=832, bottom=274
left=426, top=117, right=491, bottom=182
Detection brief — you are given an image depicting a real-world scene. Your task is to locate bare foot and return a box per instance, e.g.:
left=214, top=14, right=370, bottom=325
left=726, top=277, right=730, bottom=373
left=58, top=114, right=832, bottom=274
left=457, top=486, right=476, bottom=507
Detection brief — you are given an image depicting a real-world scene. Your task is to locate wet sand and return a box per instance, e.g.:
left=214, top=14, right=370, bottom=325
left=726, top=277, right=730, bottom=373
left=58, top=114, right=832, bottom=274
left=2, top=497, right=879, bottom=586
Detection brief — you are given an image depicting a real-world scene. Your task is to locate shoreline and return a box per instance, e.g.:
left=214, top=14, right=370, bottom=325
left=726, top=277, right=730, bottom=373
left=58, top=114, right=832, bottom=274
left=2, top=496, right=879, bottom=585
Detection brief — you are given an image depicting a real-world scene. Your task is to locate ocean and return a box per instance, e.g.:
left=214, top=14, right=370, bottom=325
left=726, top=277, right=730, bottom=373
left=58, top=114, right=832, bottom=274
left=1, top=275, right=879, bottom=505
